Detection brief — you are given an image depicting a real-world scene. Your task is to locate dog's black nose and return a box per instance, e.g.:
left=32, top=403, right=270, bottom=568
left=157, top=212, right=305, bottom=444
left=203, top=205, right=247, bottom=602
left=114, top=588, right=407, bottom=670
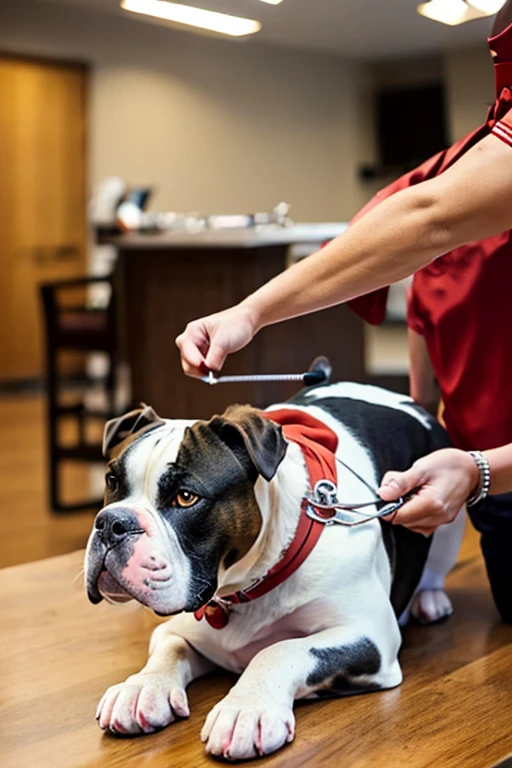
left=94, top=508, right=142, bottom=546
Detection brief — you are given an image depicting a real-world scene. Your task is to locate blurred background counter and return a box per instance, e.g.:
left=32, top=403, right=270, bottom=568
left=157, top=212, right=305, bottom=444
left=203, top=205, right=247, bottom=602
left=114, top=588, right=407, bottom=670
left=108, top=222, right=369, bottom=419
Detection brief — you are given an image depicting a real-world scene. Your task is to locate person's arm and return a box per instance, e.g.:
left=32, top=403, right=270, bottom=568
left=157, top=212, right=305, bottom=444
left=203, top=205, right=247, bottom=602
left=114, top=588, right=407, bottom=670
left=177, top=132, right=512, bottom=375
left=378, top=444, right=512, bottom=536
left=408, top=328, right=439, bottom=415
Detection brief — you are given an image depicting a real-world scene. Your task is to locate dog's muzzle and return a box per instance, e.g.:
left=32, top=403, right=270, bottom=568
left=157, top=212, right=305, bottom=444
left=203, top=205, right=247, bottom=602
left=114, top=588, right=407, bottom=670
left=86, top=506, right=145, bottom=604
left=94, top=507, right=145, bottom=548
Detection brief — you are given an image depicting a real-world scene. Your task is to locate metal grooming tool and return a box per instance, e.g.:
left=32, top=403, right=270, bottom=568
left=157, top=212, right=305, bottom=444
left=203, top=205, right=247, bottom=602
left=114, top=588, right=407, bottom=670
left=305, top=473, right=408, bottom=528
left=202, top=356, right=332, bottom=387
left=200, top=354, right=408, bottom=528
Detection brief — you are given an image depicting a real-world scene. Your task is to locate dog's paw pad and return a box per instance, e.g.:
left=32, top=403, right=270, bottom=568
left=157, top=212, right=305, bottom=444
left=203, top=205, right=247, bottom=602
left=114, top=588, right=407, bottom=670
left=202, top=693, right=295, bottom=761
left=96, top=673, right=189, bottom=735
left=410, top=588, right=453, bottom=625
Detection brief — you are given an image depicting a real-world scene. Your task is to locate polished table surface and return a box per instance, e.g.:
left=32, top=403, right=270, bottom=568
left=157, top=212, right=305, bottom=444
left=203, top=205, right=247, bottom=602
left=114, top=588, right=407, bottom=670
left=3, top=549, right=512, bottom=768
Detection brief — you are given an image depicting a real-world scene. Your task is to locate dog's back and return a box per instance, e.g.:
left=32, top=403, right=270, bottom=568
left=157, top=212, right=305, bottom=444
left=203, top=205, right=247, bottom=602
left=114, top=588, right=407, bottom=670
left=287, top=382, right=455, bottom=618
left=290, top=381, right=451, bottom=469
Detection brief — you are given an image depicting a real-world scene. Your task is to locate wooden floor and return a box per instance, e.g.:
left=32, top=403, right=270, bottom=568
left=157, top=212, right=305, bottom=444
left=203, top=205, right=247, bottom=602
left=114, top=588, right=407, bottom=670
left=1, top=394, right=512, bottom=767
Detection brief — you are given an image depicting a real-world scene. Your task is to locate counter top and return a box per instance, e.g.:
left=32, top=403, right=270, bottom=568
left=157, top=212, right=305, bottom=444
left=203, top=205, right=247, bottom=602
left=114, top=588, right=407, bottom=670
left=110, top=222, right=349, bottom=250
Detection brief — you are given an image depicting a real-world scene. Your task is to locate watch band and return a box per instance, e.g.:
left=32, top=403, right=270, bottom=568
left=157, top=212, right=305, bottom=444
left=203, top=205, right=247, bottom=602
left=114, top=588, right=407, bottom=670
left=466, top=451, right=491, bottom=507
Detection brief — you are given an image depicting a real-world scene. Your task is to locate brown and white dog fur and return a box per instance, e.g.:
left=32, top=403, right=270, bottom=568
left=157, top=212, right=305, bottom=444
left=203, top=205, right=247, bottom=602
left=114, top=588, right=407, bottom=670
left=85, top=382, right=465, bottom=760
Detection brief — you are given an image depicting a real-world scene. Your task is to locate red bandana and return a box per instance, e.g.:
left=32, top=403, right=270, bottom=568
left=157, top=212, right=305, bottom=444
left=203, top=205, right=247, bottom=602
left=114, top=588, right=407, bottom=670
left=194, top=408, right=339, bottom=629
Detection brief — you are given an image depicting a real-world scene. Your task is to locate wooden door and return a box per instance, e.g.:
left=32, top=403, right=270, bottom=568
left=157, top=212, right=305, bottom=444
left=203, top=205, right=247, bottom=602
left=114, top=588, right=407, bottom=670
left=0, top=56, right=88, bottom=380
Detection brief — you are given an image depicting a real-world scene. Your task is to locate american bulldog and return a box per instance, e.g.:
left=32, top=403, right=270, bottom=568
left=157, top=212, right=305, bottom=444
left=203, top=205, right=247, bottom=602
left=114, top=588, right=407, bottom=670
left=85, top=382, right=465, bottom=760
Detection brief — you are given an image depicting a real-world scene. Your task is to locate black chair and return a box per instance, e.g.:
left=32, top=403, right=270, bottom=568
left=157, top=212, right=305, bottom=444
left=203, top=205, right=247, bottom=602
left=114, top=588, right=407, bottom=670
left=40, top=276, right=117, bottom=513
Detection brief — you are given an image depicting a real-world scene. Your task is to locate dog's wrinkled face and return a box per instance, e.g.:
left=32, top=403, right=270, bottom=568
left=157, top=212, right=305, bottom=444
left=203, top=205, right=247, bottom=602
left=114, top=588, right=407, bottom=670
left=85, top=404, right=287, bottom=616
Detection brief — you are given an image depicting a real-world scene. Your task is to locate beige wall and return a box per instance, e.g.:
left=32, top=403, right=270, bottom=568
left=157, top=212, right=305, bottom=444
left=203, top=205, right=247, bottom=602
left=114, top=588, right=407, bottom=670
left=0, top=0, right=498, bottom=222
left=356, top=45, right=497, bottom=200
left=445, top=45, right=495, bottom=141
left=359, top=46, right=494, bottom=172
left=1, top=0, right=368, bottom=221
left=361, top=45, right=496, bottom=376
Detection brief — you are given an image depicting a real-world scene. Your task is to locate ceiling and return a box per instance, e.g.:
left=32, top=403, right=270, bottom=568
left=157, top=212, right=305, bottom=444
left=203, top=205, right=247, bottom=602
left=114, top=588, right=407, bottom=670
left=37, top=0, right=494, bottom=59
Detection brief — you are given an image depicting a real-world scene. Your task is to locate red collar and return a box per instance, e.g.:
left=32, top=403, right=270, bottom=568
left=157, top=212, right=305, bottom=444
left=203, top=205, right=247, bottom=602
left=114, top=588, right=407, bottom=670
left=194, top=408, right=338, bottom=629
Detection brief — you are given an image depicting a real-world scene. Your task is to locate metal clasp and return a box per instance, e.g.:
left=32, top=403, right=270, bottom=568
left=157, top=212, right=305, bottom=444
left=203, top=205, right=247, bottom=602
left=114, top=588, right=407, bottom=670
left=312, top=479, right=339, bottom=507
left=305, top=478, right=405, bottom=527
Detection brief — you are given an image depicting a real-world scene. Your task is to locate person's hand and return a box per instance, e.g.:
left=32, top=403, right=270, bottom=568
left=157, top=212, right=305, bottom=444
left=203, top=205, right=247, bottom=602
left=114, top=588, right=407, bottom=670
left=175, top=304, right=258, bottom=377
left=377, top=448, right=480, bottom=536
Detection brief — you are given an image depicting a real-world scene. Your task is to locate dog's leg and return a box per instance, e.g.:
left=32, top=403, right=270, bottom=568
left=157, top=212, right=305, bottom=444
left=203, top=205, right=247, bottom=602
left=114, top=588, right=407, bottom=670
left=96, top=620, right=215, bottom=735
left=404, top=506, right=466, bottom=626
left=202, top=624, right=401, bottom=761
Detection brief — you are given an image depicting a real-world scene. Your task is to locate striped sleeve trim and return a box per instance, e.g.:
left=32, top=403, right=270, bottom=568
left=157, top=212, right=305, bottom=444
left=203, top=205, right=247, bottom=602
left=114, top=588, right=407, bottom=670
left=492, top=119, right=512, bottom=148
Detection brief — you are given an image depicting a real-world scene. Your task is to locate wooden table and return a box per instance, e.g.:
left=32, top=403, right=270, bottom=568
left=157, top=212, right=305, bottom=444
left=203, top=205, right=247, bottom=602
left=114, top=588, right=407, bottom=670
left=2, top=549, right=512, bottom=768
left=111, top=224, right=366, bottom=419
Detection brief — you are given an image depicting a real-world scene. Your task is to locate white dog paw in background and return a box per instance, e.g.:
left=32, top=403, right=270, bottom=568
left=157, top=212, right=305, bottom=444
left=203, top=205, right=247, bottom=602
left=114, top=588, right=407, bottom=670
left=409, top=588, right=454, bottom=625
left=201, top=690, right=295, bottom=761
left=96, top=672, right=190, bottom=735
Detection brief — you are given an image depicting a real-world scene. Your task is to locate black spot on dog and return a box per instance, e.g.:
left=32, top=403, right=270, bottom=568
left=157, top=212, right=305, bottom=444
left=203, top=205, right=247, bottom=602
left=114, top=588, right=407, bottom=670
left=103, top=453, right=131, bottom=506
left=308, top=637, right=381, bottom=681
left=291, top=393, right=451, bottom=478
left=307, top=638, right=382, bottom=697
left=155, top=414, right=270, bottom=612
left=313, top=676, right=383, bottom=697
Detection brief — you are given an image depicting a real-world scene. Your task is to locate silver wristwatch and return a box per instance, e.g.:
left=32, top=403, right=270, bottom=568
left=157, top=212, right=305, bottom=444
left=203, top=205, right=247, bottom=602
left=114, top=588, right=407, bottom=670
left=466, top=451, right=491, bottom=507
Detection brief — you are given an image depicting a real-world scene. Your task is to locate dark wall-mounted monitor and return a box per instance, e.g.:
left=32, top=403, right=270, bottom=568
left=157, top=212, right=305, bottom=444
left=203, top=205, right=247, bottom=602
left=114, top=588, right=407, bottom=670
left=376, top=82, right=448, bottom=171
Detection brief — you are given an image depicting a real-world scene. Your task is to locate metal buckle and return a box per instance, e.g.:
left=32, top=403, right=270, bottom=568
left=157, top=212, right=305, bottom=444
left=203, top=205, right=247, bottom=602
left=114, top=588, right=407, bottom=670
left=305, top=478, right=405, bottom=527
left=312, top=479, right=339, bottom=506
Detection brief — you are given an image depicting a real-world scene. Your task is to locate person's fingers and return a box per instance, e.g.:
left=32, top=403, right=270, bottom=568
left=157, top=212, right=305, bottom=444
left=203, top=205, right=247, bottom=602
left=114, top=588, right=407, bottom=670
left=409, top=525, right=436, bottom=537
left=175, top=335, right=207, bottom=377
left=205, top=344, right=228, bottom=374
left=378, top=466, right=425, bottom=501
left=382, top=493, right=439, bottom=529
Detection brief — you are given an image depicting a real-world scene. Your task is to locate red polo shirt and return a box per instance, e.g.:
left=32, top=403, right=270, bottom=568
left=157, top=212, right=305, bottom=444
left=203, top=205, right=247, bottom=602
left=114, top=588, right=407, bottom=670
left=347, top=23, right=512, bottom=452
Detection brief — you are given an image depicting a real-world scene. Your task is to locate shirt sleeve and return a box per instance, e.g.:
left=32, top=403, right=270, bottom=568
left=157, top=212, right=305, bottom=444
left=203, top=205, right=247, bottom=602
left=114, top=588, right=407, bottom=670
left=346, top=148, right=452, bottom=326
left=491, top=113, right=512, bottom=147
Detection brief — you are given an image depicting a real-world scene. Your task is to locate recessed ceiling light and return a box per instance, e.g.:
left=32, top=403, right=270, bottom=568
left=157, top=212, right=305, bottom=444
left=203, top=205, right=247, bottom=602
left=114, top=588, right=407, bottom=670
left=467, top=0, right=506, bottom=11
left=120, top=0, right=262, bottom=37
left=257, top=0, right=285, bottom=5
left=417, top=0, right=504, bottom=25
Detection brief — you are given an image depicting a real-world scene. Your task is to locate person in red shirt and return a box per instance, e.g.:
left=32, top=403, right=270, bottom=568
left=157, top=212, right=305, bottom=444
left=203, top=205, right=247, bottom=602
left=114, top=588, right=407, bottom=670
left=343, top=15, right=512, bottom=622
left=176, top=5, right=512, bottom=621
left=348, top=17, right=512, bottom=454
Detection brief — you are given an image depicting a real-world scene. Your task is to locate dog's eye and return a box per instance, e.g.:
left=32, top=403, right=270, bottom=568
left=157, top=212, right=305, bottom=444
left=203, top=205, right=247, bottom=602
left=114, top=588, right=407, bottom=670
left=105, top=473, right=118, bottom=493
left=172, top=490, right=199, bottom=508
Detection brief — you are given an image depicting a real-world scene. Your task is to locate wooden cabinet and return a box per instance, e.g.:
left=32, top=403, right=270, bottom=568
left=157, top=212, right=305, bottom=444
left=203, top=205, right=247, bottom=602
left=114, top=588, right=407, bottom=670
left=0, top=56, right=88, bottom=380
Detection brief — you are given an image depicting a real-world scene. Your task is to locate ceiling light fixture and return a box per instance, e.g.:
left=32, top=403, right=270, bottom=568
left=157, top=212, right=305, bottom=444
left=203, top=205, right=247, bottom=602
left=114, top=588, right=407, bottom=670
left=257, top=0, right=285, bottom=5
left=417, top=0, right=505, bottom=25
left=120, top=0, right=262, bottom=37
left=467, top=0, right=506, bottom=11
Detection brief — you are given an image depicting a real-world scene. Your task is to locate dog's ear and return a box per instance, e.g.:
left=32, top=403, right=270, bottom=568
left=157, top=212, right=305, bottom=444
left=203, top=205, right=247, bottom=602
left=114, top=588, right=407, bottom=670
left=102, top=404, right=164, bottom=458
left=207, top=405, right=287, bottom=482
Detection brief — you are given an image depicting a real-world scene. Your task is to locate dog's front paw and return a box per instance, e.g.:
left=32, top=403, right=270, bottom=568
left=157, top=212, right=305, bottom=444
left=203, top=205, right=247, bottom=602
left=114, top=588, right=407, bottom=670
left=201, top=690, right=295, bottom=761
left=96, top=672, right=189, bottom=735
left=410, top=588, right=453, bottom=625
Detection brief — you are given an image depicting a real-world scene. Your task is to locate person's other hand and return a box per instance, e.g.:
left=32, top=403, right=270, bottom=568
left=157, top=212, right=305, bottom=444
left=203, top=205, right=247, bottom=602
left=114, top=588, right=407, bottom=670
left=377, top=448, right=480, bottom=536
left=175, top=304, right=257, bottom=377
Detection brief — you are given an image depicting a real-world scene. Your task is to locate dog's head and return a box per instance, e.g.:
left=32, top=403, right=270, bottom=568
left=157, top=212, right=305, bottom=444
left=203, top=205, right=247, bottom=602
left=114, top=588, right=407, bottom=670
left=84, top=404, right=287, bottom=615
